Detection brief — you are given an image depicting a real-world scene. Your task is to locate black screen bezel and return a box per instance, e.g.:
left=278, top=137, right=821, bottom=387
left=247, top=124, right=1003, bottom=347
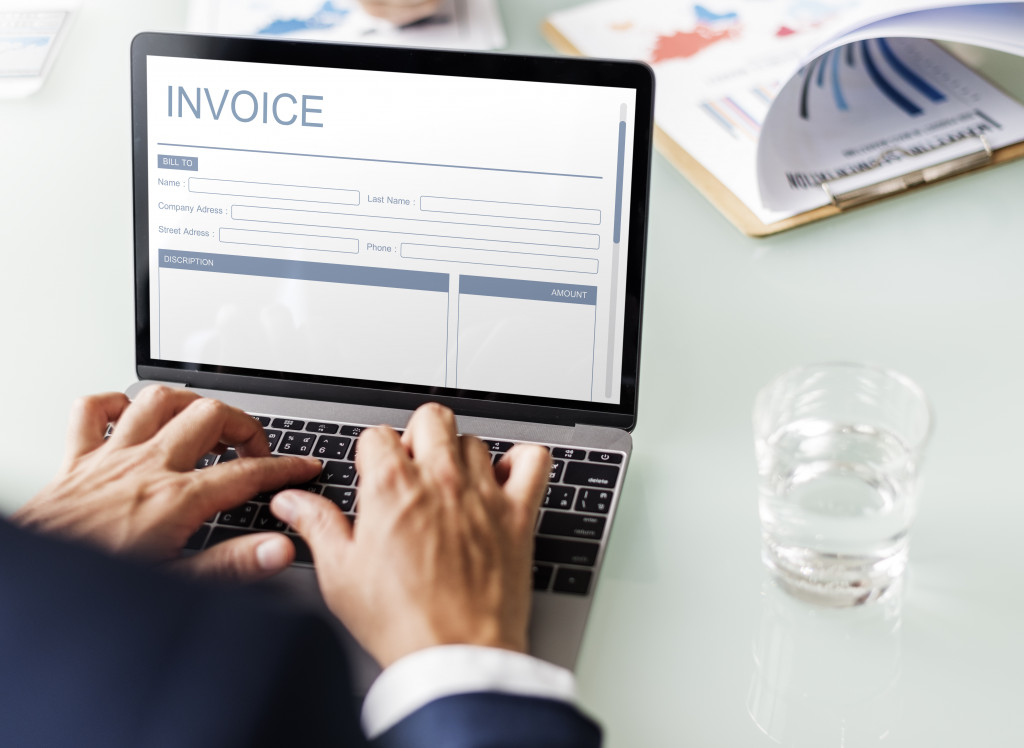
left=131, top=32, right=653, bottom=429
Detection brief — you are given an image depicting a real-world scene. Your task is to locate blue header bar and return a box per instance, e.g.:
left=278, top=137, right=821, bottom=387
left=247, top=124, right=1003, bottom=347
left=158, top=154, right=199, bottom=171
left=460, top=275, right=597, bottom=306
left=159, top=250, right=448, bottom=292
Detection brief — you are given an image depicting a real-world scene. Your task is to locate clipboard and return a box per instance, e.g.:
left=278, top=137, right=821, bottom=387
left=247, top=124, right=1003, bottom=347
left=542, top=20, right=1024, bottom=237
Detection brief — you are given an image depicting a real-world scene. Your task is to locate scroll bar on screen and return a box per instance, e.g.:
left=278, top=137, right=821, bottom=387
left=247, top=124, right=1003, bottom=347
left=606, top=104, right=627, bottom=399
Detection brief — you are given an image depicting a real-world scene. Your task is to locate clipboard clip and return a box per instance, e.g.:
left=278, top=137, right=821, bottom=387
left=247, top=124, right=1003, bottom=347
left=822, top=134, right=993, bottom=210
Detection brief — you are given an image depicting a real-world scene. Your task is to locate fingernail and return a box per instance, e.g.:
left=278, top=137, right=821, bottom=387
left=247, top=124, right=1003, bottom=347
left=272, top=491, right=298, bottom=523
left=256, top=536, right=291, bottom=571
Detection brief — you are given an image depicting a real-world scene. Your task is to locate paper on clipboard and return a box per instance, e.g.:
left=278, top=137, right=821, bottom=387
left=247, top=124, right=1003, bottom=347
left=758, top=36, right=1024, bottom=215
left=187, top=0, right=506, bottom=50
left=545, top=0, right=1024, bottom=235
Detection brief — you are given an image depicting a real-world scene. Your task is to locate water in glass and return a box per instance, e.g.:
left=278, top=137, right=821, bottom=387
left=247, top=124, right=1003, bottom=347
left=758, top=417, right=918, bottom=605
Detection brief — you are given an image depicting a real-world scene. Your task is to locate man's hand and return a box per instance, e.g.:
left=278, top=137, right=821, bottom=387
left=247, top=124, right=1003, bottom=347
left=359, top=0, right=442, bottom=26
left=13, top=386, right=322, bottom=581
left=271, top=403, right=551, bottom=668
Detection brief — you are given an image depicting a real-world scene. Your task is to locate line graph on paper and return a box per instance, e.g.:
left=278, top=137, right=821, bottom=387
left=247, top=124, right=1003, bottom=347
left=795, top=38, right=951, bottom=121
left=700, top=83, right=778, bottom=140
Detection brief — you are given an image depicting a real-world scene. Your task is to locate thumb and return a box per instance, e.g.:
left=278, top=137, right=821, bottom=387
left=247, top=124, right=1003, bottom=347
left=171, top=532, right=295, bottom=583
left=271, top=490, right=354, bottom=566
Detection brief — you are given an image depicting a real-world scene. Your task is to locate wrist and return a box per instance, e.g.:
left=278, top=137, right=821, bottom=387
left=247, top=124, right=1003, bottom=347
left=376, top=630, right=527, bottom=669
left=355, top=606, right=529, bottom=668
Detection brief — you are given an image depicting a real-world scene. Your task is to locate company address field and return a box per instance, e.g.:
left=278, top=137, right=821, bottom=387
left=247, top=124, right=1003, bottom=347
left=231, top=205, right=600, bottom=250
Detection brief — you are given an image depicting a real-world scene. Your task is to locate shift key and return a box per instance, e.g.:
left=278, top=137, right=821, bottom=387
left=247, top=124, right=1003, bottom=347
left=563, top=461, right=619, bottom=488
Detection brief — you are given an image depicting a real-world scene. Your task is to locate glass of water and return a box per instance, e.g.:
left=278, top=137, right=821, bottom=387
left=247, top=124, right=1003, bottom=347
left=753, top=362, right=933, bottom=606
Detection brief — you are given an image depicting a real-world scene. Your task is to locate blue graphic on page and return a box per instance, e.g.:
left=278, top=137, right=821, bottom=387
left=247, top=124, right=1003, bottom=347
left=0, top=36, right=51, bottom=55
left=694, top=5, right=739, bottom=24
left=258, top=1, right=351, bottom=35
left=799, top=38, right=946, bottom=120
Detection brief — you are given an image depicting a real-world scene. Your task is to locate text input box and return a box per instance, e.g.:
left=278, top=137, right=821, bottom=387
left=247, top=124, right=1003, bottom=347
left=420, top=196, right=601, bottom=225
left=190, top=178, right=360, bottom=205
left=232, top=205, right=600, bottom=250
left=401, top=243, right=598, bottom=274
left=220, top=228, right=359, bottom=254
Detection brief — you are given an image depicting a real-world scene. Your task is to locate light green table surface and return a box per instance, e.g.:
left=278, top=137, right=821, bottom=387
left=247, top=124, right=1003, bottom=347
left=2, top=2, right=1023, bottom=745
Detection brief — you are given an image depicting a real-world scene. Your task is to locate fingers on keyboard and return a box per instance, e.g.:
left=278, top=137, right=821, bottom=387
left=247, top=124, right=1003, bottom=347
left=185, top=414, right=622, bottom=595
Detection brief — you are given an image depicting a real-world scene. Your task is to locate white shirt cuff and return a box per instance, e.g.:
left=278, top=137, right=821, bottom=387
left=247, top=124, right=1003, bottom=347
left=360, top=645, right=578, bottom=739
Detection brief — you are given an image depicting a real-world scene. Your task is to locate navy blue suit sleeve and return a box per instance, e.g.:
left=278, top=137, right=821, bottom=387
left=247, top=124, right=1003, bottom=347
left=0, top=519, right=603, bottom=748
left=373, top=692, right=603, bottom=748
left=0, top=519, right=364, bottom=748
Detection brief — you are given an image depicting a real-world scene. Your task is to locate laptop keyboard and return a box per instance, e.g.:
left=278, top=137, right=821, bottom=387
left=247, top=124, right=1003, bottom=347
left=183, top=414, right=624, bottom=597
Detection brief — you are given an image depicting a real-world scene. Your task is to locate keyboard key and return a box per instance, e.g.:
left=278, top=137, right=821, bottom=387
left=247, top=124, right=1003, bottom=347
left=543, top=486, right=575, bottom=510
left=552, top=447, right=587, bottom=461
left=217, top=502, right=258, bottom=528
left=588, top=451, right=623, bottom=465
left=323, top=486, right=357, bottom=512
left=344, top=428, right=396, bottom=460
left=553, top=568, right=592, bottom=595
left=195, top=453, right=218, bottom=469
left=253, top=505, right=289, bottom=533
left=291, top=536, right=314, bottom=564
left=532, top=563, right=554, bottom=591
left=575, top=489, right=612, bottom=514
left=563, top=461, right=619, bottom=488
left=320, top=461, right=357, bottom=486
left=548, top=460, right=565, bottom=483
left=272, top=418, right=305, bottom=431
left=219, top=448, right=239, bottom=463
left=263, top=429, right=283, bottom=452
left=313, top=435, right=352, bottom=460
left=344, top=429, right=397, bottom=461
left=306, top=421, right=339, bottom=434
left=206, top=526, right=257, bottom=547
left=185, top=524, right=211, bottom=551
left=250, top=415, right=271, bottom=427
left=484, top=440, right=514, bottom=454
left=534, top=537, right=599, bottom=567
left=278, top=432, right=317, bottom=455
left=539, top=511, right=606, bottom=541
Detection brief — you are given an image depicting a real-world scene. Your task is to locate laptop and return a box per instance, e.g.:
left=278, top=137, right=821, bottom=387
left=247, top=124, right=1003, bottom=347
left=129, top=32, right=653, bottom=690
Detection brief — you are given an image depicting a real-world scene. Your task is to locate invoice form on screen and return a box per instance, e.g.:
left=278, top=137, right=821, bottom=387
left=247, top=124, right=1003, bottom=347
left=146, top=55, right=636, bottom=403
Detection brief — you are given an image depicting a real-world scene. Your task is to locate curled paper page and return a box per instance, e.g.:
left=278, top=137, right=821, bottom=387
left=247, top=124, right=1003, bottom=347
left=756, top=36, right=1024, bottom=214
left=548, top=0, right=1024, bottom=229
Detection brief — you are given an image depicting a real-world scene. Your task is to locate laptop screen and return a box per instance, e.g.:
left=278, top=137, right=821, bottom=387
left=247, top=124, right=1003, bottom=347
left=133, top=35, right=652, bottom=423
